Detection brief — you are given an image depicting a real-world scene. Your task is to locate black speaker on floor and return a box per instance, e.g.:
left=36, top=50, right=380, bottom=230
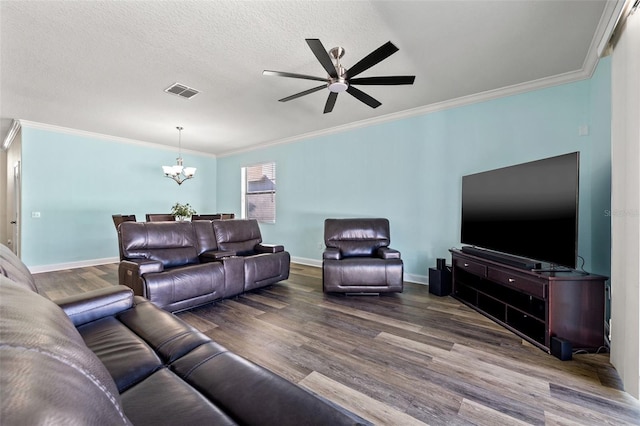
left=429, top=267, right=452, bottom=296
left=551, top=337, right=572, bottom=361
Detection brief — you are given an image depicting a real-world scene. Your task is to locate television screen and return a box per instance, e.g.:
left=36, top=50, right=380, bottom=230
left=461, top=152, right=579, bottom=268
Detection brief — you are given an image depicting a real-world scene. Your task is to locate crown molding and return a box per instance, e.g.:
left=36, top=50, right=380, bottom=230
left=2, top=119, right=22, bottom=151
left=217, top=66, right=594, bottom=158
left=596, top=0, right=629, bottom=57
left=9, top=2, right=620, bottom=160
left=17, top=120, right=217, bottom=158
left=219, top=2, right=621, bottom=158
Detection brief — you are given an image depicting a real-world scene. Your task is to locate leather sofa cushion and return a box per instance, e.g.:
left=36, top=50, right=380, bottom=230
left=142, top=262, right=225, bottom=310
left=213, top=219, right=262, bottom=254
left=0, top=277, right=129, bottom=425
left=172, top=343, right=363, bottom=426
left=121, top=368, right=236, bottom=425
left=78, top=297, right=215, bottom=392
left=117, top=298, right=214, bottom=364
left=244, top=251, right=291, bottom=292
left=120, top=222, right=199, bottom=267
left=192, top=220, right=218, bottom=254
left=323, top=258, right=404, bottom=287
left=324, top=218, right=390, bottom=257
left=79, top=316, right=163, bottom=392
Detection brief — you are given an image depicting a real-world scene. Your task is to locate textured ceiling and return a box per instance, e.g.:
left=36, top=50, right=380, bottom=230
left=0, top=1, right=618, bottom=156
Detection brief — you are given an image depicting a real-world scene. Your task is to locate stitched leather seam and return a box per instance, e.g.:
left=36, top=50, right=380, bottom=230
left=155, top=330, right=192, bottom=352
left=0, top=344, right=129, bottom=424
left=180, top=350, right=227, bottom=380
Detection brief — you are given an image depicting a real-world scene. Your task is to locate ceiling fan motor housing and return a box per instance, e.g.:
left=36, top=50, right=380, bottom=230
left=328, top=61, right=348, bottom=92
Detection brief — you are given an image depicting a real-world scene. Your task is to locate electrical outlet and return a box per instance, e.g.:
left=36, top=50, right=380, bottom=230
left=31, top=211, right=41, bottom=218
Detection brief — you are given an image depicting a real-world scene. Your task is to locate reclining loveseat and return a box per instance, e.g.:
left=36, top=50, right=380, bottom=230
left=0, top=243, right=367, bottom=425
left=118, top=219, right=290, bottom=312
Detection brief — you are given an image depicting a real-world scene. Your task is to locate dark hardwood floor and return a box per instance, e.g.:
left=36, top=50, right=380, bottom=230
left=34, top=263, right=640, bottom=425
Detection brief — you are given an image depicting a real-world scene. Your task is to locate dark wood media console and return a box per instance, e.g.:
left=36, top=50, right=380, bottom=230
left=450, top=249, right=606, bottom=352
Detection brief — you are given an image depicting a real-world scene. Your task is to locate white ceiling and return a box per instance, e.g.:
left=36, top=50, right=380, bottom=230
left=0, top=1, right=619, bottom=156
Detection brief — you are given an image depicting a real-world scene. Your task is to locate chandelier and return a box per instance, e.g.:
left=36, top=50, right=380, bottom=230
left=162, top=126, right=196, bottom=185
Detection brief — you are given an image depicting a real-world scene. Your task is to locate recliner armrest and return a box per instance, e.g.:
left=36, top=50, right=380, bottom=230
left=200, top=250, right=237, bottom=262
left=323, top=247, right=342, bottom=260
left=123, top=259, right=164, bottom=274
left=377, top=247, right=401, bottom=259
left=119, top=259, right=163, bottom=296
left=55, top=286, right=134, bottom=327
left=255, top=244, right=284, bottom=254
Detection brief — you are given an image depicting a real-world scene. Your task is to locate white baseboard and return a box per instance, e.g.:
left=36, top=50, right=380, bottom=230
left=405, top=273, right=428, bottom=285
left=29, top=255, right=430, bottom=286
left=291, top=256, right=322, bottom=268
left=291, top=256, right=428, bottom=285
left=29, top=257, right=119, bottom=274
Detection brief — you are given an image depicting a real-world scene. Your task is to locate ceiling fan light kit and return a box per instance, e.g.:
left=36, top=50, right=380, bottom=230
left=328, top=80, right=348, bottom=93
left=263, top=38, right=415, bottom=114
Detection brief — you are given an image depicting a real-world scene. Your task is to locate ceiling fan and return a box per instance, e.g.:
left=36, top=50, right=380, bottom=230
left=263, top=39, right=415, bottom=114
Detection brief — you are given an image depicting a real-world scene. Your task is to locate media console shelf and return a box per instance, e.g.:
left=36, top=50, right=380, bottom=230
left=450, top=249, right=606, bottom=352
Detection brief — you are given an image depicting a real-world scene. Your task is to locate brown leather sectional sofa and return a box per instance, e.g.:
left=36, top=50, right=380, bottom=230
left=117, top=219, right=290, bottom=312
left=0, top=243, right=367, bottom=425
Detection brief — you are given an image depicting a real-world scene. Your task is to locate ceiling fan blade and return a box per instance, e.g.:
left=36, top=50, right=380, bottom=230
left=346, top=41, right=399, bottom=79
left=346, top=86, right=381, bottom=109
left=349, top=76, right=415, bottom=85
left=323, top=92, right=338, bottom=114
left=263, top=70, right=329, bottom=83
left=278, top=84, right=326, bottom=102
left=306, top=39, right=338, bottom=79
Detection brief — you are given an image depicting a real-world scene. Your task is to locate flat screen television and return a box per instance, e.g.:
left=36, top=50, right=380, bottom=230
left=461, top=152, right=579, bottom=269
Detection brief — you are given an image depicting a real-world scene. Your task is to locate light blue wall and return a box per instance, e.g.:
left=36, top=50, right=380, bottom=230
left=217, top=58, right=612, bottom=279
left=18, top=59, right=611, bottom=276
left=20, top=127, right=217, bottom=267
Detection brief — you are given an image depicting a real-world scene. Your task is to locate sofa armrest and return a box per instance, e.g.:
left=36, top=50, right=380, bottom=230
left=255, top=244, right=284, bottom=254
left=119, top=259, right=163, bottom=296
left=323, top=247, right=342, bottom=260
left=377, top=247, right=401, bottom=259
left=127, top=258, right=164, bottom=274
left=55, top=286, right=134, bottom=327
left=199, top=250, right=237, bottom=262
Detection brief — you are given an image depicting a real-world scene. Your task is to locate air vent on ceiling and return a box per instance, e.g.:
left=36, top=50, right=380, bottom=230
left=164, top=83, right=200, bottom=99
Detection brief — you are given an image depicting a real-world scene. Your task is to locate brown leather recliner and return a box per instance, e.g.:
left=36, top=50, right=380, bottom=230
left=212, top=219, right=290, bottom=292
left=323, top=218, right=403, bottom=294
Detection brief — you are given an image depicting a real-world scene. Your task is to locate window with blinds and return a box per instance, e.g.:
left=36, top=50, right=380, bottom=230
left=242, top=162, right=276, bottom=223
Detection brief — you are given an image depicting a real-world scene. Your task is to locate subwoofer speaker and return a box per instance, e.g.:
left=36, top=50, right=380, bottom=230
left=429, top=267, right=451, bottom=297
left=551, top=337, right=572, bottom=361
